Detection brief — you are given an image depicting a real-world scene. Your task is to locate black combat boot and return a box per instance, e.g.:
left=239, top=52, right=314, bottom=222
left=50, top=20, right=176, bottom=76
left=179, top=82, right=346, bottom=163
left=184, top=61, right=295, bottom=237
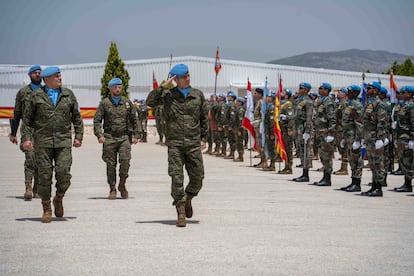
left=345, top=178, right=361, bottom=192
left=316, top=172, right=331, bottom=186
left=312, top=171, right=326, bottom=185
left=340, top=178, right=354, bottom=191
left=293, top=169, right=309, bottom=182
left=394, top=177, right=413, bottom=192
left=361, top=181, right=376, bottom=196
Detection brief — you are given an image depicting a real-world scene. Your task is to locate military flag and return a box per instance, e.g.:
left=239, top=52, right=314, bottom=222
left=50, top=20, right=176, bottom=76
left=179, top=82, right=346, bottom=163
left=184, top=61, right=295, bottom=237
left=242, top=79, right=257, bottom=150
left=274, top=73, right=287, bottom=161
left=152, top=71, right=159, bottom=89
left=390, top=71, right=398, bottom=104
left=214, top=46, right=222, bottom=75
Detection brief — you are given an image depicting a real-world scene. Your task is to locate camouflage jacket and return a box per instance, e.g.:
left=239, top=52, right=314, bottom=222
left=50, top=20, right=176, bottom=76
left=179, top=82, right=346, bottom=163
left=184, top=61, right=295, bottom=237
left=341, top=99, right=363, bottom=141
left=264, top=103, right=275, bottom=135
left=393, top=101, right=414, bottom=140
left=94, top=96, right=138, bottom=139
left=22, top=86, right=83, bottom=148
left=314, top=96, right=336, bottom=136
left=146, top=86, right=208, bottom=146
left=363, top=97, right=387, bottom=141
left=279, top=100, right=294, bottom=131
left=235, top=106, right=246, bottom=132
left=335, top=100, right=347, bottom=133
left=294, top=95, right=314, bottom=133
left=215, top=101, right=227, bottom=128
left=12, top=85, right=35, bottom=136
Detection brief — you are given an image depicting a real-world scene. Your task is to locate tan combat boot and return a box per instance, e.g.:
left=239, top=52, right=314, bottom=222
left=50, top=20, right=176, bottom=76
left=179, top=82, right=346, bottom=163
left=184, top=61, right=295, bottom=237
left=185, top=194, right=194, bottom=218
left=53, top=192, right=64, bottom=217
left=333, top=162, right=348, bottom=175
left=41, top=200, right=52, bottom=223
left=108, top=184, right=117, bottom=200
left=118, top=179, right=128, bottom=199
left=24, top=181, right=33, bottom=200
left=176, top=203, right=186, bottom=227
left=279, top=165, right=293, bottom=174
left=263, top=161, right=276, bottom=171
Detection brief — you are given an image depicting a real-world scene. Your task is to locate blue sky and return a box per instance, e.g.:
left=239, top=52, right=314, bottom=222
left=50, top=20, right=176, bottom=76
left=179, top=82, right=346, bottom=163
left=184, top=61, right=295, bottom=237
left=1, top=0, right=413, bottom=65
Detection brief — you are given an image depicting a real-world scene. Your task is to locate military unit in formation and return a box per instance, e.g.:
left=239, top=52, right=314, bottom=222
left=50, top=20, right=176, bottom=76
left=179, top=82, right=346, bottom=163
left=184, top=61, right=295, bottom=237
left=201, top=81, right=414, bottom=198
left=8, top=64, right=414, bottom=226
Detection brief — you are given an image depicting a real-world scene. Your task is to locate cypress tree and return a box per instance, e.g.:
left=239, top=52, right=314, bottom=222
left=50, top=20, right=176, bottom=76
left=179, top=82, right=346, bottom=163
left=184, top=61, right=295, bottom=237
left=100, top=41, right=130, bottom=99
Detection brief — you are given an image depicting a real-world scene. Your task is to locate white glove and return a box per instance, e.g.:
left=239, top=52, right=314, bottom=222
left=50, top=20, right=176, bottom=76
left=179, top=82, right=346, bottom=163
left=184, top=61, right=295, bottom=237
left=340, top=139, right=345, bottom=148
left=303, top=133, right=310, bottom=142
left=391, top=121, right=397, bottom=129
left=361, top=139, right=365, bottom=147
left=409, top=140, right=414, bottom=149
left=352, top=141, right=361, bottom=150
left=326, top=135, right=334, bottom=143
left=383, top=138, right=389, bottom=146
left=279, top=114, right=287, bottom=121
left=375, top=139, right=384, bottom=150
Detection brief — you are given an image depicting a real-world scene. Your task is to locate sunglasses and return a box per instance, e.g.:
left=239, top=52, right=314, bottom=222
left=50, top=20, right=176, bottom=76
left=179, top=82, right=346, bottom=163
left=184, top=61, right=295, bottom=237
left=396, top=91, right=406, bottom=94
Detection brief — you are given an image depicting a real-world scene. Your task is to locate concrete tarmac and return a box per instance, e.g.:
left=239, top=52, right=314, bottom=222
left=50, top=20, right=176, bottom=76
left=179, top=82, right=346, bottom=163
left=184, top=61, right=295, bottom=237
left=0, top=135, right=413, bottom=276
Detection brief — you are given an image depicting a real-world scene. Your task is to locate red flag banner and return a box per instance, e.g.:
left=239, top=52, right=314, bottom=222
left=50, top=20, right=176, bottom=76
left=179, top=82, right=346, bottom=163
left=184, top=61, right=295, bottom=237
left=390, top=71, right=398, bottom=104
left=153, top=71, right=159, bottom=89
left=241, top=79, right=257, bottom=150
left=274, top=74, right=287, bottom=161
left=214, top=47, right=222, bottom=75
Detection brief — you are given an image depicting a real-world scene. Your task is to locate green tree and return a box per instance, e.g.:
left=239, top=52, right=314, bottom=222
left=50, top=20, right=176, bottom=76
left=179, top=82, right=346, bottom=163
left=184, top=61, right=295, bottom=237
left=383, top=60, right=400, bottom=74
left=397, top=58, right=414, bottom=76
left=100, top=41, right=130, bottom=99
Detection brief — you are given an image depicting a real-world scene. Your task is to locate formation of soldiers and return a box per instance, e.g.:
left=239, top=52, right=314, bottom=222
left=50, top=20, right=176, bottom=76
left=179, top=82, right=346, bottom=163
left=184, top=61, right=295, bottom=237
left=201, top=81, right=414, bottom=197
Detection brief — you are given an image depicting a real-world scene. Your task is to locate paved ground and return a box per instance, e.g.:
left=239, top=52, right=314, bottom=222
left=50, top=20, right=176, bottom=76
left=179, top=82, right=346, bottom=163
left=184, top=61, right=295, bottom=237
left=0, top=135, right=413, bottom=276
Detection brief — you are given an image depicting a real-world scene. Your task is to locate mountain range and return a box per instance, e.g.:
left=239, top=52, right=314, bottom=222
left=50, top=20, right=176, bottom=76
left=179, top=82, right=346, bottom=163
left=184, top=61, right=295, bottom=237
left=268, top=49, right=414, bottom=74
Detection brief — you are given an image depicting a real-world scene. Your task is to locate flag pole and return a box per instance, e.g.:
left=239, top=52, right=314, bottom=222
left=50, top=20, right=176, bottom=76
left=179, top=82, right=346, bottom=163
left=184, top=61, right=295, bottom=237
left=248, top=77, right=252, bottom=167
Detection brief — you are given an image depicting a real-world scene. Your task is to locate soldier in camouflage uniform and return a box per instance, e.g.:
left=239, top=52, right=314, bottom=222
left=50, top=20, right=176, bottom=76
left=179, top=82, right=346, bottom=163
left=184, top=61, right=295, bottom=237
left=339, top=85, right=364, bottom=192
left=205, top=94, right=217, bottom=155
left=224, top=91, right=237, bottom=159
left=263, top=92, right=276, bottom=171
left=378, top=87, right=392, bottom=183
left=233, top=97, right=246, bottom=162
left=146, top=64, right=208, bottom=227
left=215, top=93, right=228, bottom=157
left=22, top=67, right=83, bottom=223
left=94, top=78, right=138, bottom=200
left=333, top=87, right=349, bottom=175
left=292, top=82, right=314, bottom=182
left=9, top=65, right=41, bottom=200
left=253, top=88, right=266, bottom=168
left=278, top=88, right=295, bottom=174
left=311, top=83, right=336, bottom=186
left=361, top=82, right=388, bottom=197
left=392, top=85, right=414, bottom=193
left=155, top=106, right=165, bottom=145
left=137, top=100, right=149, bottom=142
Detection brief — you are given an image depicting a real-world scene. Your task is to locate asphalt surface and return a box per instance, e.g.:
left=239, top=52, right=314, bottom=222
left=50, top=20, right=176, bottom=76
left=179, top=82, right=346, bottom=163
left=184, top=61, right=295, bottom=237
left=1, top=135, right=413, bottom=276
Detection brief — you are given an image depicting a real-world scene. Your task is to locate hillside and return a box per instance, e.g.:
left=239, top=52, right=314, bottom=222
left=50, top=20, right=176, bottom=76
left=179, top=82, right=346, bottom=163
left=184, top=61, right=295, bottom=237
left=268, top=49, right=414, bottom=73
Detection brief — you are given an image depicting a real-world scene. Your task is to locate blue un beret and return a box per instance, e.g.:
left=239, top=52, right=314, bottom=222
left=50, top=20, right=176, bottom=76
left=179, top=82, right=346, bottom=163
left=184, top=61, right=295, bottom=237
left=218, top=93, right=227, bottom=99
left=41, top=66, right=60, bottom=77
left=338, top=87, right=348, bottom=93
left=309, top=90, right=319, bottom=97
left=227, top=91, right=237, bottom=98
left=236, top=97, right=245, bottom=103
left=320, top=82, right=332, bottom=91
left=170, top=63, right=189, bottom=78
left=348, top=85, right=361, bottom=93
left=284, top=88, right=292, bottom=97
left=380, top=86, right=388, bottom=94
left=299, top=82, right=312, bottom=89
left=108, top=78, right=122, bottom=87
left=368, top=81, right=381, bottom=90
left=28, top=65, right=41, bottom=75
left=402, top=85, right=414, bottom=94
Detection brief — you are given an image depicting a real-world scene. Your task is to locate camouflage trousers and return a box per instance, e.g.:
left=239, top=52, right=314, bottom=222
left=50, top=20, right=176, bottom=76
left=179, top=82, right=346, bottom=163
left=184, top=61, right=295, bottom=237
left=226, top=127, right=236, bottom=152
left=345, top=139, right=363, bottom=178
left=35, top=147, right=72, bottom=200
left=20, top=143, right=38, bottom=183
left=168, top=144, right=204, bottom=205
left=396, top=136, right=414, bottom=179
left=365, top=137, right=385, bottom=183
left=235, top=128, right=245, bottom=156
left=216, top=128, right=227, bottom=151
left=335, top=132, right=348, bottom=163
left=317, top=136, right=334, bottom=174
left=102, top=137, right=131, bottom=185
left=254, top=126, right=265, bottom=159
left=282, top=130, right=294, bottom=168
left=265, top=132, right=276, bottom=161
left=296, top=126, right=313, bottom=169
left=155, top=118, right=165, bottom=140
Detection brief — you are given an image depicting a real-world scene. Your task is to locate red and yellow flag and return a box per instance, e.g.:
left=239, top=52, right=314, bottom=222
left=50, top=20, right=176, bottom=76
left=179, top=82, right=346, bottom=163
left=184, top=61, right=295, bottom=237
left=152, top=71, right=159, bottom=89
left=214, top=46, right=222, bottom=75
left=274, top=74, right=287, bottom=161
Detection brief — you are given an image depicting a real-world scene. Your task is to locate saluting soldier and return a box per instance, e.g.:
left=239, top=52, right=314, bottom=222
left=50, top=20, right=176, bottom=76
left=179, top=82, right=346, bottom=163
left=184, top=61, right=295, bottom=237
left=339, top=85, right=364, bottom=192
left=392, top=85, right=414, bottom=193
left=292, top=82, right=314, bottom=182
left=361, top=82, right=388, bottom=197
left=9, top=65, right=42, bottom=200
left=278, top=88, right=295, bottom=174
left=94, top=78, right=139, bottom=200
left=312, top=83, right=336, bottom=186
